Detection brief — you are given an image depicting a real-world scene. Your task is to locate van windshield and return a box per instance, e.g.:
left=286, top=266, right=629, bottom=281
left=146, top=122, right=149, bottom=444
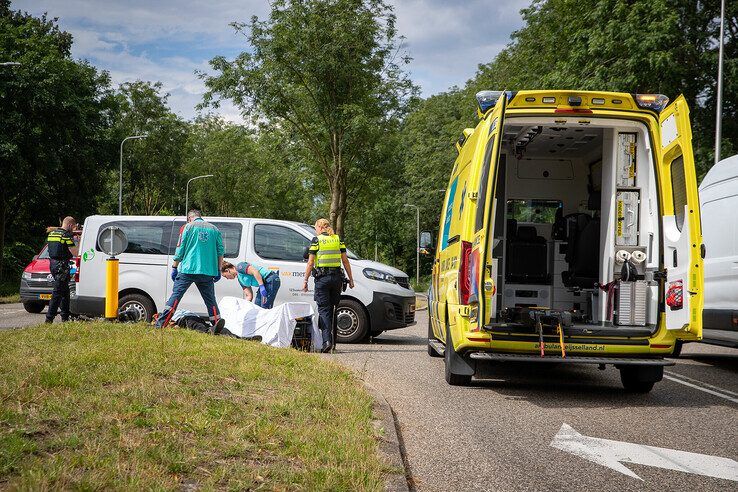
left=299, top=223, right=360, bottom=260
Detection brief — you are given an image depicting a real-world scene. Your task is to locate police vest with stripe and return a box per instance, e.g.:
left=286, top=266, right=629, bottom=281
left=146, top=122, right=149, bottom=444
left=315, top=234, right=342, bottom=268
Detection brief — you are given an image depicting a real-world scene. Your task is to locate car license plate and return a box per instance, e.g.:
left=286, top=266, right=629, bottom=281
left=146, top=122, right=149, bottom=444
left=39, top=294, right=52, bottom=300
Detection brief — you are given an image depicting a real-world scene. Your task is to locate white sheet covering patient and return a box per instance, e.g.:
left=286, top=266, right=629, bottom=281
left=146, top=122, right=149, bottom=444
left=218, top=296, right=314, bottom=348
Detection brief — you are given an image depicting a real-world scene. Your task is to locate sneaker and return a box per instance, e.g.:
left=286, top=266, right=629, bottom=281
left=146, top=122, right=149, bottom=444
left=213, top=318, right=225, bottom=335
left=44, top=319, right=53, bottom=324
left=243, top=335, right=262, bottom=342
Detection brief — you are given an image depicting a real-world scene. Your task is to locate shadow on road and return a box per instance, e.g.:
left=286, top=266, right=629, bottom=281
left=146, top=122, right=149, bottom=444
left=679, top=353, right=738, bottom=373
left=464, top=362, right=726, bottom=408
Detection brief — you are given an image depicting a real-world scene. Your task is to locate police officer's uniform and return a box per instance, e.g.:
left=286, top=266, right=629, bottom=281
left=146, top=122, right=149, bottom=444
left=308, top=232, right=346, bottom=351
left=45, top=228, right=75, bottom=323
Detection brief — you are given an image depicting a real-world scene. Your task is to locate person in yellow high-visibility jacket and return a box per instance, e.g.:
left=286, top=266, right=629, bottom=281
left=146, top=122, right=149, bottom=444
left=302, top=218, right=354, bottom=353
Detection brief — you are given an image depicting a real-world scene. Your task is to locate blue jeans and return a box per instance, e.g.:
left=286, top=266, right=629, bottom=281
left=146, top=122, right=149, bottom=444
left=156, top=273, right=219, bottom=327
left=254, top=273, right=281, bottom=309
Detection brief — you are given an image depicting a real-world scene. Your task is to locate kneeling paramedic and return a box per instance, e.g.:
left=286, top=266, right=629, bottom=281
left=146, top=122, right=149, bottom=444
left=302, top=218, right=354, bottom=353
left=45, top=216, right=78, bottom=323
left=155, top=210, right=224, bottom=328
left=221, top=261, right=281, bottom=308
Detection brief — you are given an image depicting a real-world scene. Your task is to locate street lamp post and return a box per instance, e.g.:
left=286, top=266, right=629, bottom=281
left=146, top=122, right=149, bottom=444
left=715, top=0, right=726, bottom=165
left=404, top=204, right=420, bottom=287
left=185, top=174, right=214, bottom=214
left=119, top=134, right=148, bottom=215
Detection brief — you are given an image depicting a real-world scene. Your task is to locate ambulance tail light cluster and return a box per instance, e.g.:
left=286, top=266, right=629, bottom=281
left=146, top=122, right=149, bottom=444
left=459, top=241, right=473, bottom=304
left=74, top=256, right=81, bottom=283
left=635, top=94, right=669, bottom=112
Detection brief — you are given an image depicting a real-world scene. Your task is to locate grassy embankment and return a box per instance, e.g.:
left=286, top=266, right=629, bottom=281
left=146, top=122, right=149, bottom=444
left=0, top=279, right=19, bottom=304
left=0, top=323, right=385, bottom=490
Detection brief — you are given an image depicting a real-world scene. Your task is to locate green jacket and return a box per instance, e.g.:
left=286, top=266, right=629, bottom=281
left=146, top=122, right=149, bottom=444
left=174, top=218, right=224, bottom=276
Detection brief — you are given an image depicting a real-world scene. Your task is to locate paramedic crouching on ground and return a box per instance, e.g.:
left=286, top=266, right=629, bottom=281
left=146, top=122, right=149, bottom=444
left=302, top=218, right=354, bottom=353
left=155, top=209, right=224, bottom=330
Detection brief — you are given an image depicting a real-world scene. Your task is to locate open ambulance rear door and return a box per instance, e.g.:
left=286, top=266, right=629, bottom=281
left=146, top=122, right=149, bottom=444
left=659, top=95, right=703, bottom=340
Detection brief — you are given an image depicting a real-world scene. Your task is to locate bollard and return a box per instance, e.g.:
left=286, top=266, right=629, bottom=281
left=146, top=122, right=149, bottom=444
left=105, top=257, right=119, bottom=320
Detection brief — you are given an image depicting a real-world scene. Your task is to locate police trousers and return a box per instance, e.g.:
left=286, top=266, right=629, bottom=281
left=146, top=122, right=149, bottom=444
left=314, top=272, right=342, bottom=349
left=46, top=259, right=70, bottom=322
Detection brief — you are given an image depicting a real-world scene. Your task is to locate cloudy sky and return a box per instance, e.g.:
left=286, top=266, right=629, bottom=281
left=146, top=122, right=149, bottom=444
left=14, top=0, right=529, bottom=121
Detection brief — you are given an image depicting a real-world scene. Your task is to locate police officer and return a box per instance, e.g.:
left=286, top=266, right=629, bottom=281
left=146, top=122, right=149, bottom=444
left=45, top=216, right=78, bottom=324
left=302, top=218, right=354, bottom=353
left=155, top=209, right=225, bottom=330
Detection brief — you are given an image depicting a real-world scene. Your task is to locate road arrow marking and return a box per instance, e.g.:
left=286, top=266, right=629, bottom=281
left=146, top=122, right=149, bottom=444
left=550, top=423, right=738, bottom=482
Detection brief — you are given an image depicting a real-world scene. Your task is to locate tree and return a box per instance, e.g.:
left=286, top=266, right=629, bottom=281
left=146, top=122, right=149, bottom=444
left=0, top=1, right=118, bottom=280
left=109, top=81, right=189, bottom=215
left=201, top=0, right=416, bottom=236
left=183, top=116, right=314, bottom=220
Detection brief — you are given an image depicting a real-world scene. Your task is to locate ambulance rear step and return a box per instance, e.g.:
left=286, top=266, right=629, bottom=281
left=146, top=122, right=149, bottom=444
left=468, top=352, right=674, bottom=366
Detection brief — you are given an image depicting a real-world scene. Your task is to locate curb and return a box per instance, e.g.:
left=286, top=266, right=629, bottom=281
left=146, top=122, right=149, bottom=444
left=364, top=382, right=411, bottom=492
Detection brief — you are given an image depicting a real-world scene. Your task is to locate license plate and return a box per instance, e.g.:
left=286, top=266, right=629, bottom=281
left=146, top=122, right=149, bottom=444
left=39, top=294, right=52, bottom=300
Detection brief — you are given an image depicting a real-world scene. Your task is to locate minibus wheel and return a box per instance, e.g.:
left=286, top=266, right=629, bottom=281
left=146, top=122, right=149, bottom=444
left=336, top=299, right=368, bottom=343
left=118, top=293, right=154, bottom=322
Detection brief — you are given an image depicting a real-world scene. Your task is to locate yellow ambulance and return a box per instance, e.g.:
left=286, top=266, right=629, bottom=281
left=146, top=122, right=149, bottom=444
left=423, top=90, right=703, bottom=392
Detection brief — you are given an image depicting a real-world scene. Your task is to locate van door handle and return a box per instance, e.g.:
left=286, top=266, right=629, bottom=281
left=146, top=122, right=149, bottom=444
left=673, top=249, right=678, bottom=268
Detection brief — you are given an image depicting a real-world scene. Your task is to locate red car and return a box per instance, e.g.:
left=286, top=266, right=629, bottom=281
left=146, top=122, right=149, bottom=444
left=19, top=244, right=78, bottom=314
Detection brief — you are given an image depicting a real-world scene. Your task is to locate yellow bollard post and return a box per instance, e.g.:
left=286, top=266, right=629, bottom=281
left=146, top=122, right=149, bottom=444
left=105, top=257, right=119, bottom=320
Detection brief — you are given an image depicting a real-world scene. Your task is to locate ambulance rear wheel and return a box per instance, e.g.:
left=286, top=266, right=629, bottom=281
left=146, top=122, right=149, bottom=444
left=428, top=317, right=443, bottom=358
left=619, top=366, right=658, bottom=393
left=336, top=299, right=368, bottom=343
left=444, top=326, right=472, bottom=386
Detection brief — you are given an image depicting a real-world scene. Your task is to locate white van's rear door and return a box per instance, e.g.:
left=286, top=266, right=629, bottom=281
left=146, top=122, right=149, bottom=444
left=659, top=95, right=703, bottom=340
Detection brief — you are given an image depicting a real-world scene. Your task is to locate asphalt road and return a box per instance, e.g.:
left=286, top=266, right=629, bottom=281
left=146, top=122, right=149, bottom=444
left=335, top=311, right=738, bottom=491
left=3, top=304, right=736, bottom=490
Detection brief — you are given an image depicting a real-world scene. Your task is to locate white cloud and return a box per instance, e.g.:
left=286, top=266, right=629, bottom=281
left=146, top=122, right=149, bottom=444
left=13, top=0, right=529, bottom=117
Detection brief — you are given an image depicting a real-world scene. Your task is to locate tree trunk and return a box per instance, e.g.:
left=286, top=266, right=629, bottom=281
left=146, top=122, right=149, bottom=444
left=328, top=171, right=349, bottom=238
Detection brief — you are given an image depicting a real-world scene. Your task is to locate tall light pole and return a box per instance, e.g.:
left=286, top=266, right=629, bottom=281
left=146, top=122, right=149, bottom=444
left=185, top=174, right=213, bottom=214
left=404, top=204, right=420, bottom=287
left=715, top=0, right=726, bottom=165
left=119, top=134, right=147, bottom=215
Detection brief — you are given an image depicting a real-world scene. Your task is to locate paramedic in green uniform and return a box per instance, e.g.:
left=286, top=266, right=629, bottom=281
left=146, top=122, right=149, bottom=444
left=221, top=261, right=281, bottom=308
left=302, top=218, right=354, bottom=353
left=155, top=209, right=224, bottom=329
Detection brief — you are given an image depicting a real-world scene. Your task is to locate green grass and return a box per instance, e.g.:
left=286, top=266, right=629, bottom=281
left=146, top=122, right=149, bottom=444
left=0, top=293, right=19, bottom=304
left=0, top=322, right=384, bottom=490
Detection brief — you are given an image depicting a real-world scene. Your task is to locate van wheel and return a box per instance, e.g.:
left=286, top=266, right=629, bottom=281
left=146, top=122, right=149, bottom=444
left=619, top=366, right=659, bottom=393
left=336, top=299, right=368, bottom=343
left=119, top=294, right=155, bottom=322
left=444, top=326, right=472, bottom=386
left=23, top=301, right=45, bottom=314
left=428, top=318, right=443, bottom=358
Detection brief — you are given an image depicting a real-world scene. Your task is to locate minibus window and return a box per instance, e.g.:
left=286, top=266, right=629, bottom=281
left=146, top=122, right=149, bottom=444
left=211, top=222, right=243, bottom=258
left=96, top=221, right=172, bottom=255
left=670, top=156, right=687, bottom=231
left=255, top=224, right=310, bottom=261
left=506, top=199, right=562, bottom=224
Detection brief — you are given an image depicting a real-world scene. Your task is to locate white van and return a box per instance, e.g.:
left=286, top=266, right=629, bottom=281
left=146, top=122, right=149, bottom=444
left=699, top=155, right=738, bottom=348
left=71, top=215, right=416, bottom=342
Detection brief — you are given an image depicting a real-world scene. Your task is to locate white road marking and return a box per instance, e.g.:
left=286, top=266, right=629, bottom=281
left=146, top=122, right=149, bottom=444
left=664, top=371, right=738, bottom=404
left=0, top=309, right=26, bottom=316
left=551, top=423, right=738, bottom=482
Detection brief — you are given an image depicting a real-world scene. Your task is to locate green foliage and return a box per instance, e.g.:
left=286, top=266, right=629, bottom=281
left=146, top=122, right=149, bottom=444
left=202, top=0, right=417, bottom=235
left=0, top=0, right=118, bottom=279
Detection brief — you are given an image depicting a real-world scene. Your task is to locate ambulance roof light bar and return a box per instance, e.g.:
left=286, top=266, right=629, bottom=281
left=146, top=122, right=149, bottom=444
left=634, top=94, right=670, bottom=112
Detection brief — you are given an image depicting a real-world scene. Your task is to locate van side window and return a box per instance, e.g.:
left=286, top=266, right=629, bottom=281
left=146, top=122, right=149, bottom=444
left=670, top=156, right=687, bottom=231
left=210, top=222, right=243, bottom=258
left=96, top=221, right=172, bottom=255
left=254, top=224, right=310, bottom=261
